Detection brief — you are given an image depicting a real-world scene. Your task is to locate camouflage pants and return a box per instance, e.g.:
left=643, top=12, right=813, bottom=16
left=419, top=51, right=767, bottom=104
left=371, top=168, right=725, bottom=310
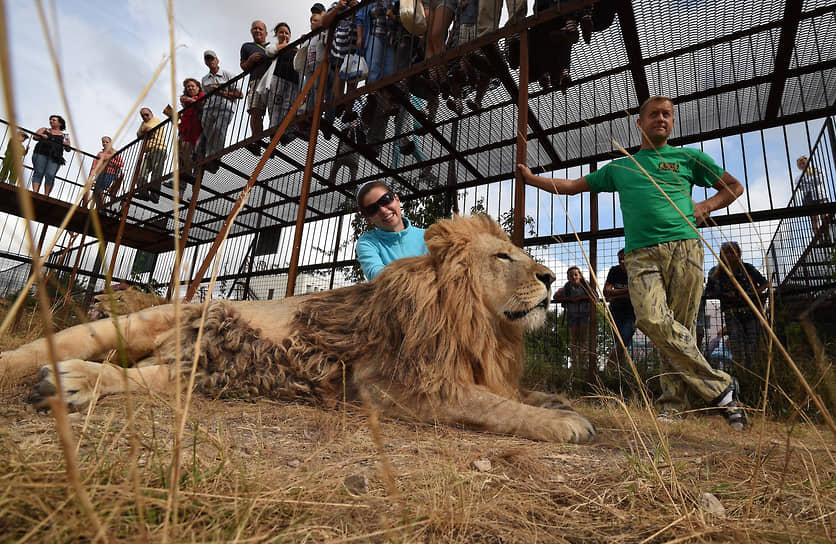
left=625, top=239, right=731, bottom=412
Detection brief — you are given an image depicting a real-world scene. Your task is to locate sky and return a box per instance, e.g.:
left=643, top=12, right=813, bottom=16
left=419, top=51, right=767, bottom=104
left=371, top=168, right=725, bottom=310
left=0, top=0, right=318, bottom=154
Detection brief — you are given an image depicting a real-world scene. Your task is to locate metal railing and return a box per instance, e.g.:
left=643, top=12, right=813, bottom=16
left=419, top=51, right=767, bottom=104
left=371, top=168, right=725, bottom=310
left=766, top=116, right=836, bottom=297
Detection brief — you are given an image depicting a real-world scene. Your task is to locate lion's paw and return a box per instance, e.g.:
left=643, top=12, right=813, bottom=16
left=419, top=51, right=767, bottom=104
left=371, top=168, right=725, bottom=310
left=543, top=410, right=596, bottom=444
left=27, top=360, right=101, bottom=410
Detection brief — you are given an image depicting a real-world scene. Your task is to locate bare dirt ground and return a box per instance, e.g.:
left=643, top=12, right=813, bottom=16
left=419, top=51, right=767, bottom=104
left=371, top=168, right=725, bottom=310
left=1, top=369, right=833, bottom=543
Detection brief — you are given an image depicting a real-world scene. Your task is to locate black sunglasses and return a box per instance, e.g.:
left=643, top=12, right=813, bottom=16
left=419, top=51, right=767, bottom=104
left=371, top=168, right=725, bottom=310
left=362, top=192, right=395, bottom=217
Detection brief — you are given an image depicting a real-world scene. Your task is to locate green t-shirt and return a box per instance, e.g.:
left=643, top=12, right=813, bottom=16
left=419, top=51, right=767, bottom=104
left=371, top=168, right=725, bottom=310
left=585, top=145, right=724, bottom=252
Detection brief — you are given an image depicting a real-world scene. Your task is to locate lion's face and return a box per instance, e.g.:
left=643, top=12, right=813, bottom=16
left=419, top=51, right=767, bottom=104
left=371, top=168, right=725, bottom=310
left=471, top=231, right=555, bottom=331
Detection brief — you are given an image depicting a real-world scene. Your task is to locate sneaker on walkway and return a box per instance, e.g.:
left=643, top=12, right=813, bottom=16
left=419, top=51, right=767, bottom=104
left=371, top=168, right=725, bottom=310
left=712, top=377, right=747, bottom=430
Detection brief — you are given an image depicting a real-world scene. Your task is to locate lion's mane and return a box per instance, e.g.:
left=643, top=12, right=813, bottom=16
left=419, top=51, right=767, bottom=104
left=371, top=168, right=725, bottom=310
left=176, top=215, right=526, bottom=408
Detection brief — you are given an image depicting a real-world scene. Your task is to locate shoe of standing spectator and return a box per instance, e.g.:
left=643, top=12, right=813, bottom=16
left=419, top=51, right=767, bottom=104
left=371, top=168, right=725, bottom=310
left=712, top=377, right=747, bottom=431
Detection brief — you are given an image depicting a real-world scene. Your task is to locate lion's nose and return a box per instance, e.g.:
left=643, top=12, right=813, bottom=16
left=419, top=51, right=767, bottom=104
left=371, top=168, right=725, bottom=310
left=536, top=272, right=555, bottom=289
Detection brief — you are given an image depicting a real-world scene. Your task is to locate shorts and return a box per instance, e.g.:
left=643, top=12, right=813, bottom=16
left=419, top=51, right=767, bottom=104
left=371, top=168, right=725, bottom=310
left=422, top=0, right=456, bottom=11
left=245, top=79, right=267, bottom=114
left=94, top=172, right=116, bottom=192
left=459, top=23, right=477, bottom=44
left=802, top=189, right=826, bottom=205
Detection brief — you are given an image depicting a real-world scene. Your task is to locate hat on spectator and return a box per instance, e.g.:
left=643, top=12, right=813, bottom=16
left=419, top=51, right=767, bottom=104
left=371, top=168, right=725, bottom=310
left=203, top=50, right=218, bottom=59
left=311, top=2, right=325, bottom=14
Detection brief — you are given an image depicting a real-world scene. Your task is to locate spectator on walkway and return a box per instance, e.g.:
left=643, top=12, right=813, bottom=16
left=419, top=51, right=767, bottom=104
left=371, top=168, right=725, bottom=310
left=297, top=5, right=327, bottom=118
left=31, top=114, right=70, bottom=197
left=200, top=50, right=241, bottom=173
left=554, top=266, right=594, bottom=369
left=177, top=78, right=204, bottom=188
left=355, top=180, right=428, bottom=280
left=321, top=0, right=359, bottom=135
left=89, top=136, right=123, bottom=209
left=796, top=155, right=830, bottom=237
left=604, top=248, right=636, bottom=367
left=477, top=0, right=525, bottom=38
left=264, top=22, right=301, bottom=140
left=423, top=0, right=455, bottom=61
left=136, top=108, right=166, bottom=203
left=240, top=20, right=271, bottom=147
left=705, top=241, right=769, bottom=371
left=0, top=130, right=28, bottom=186
left=518, top=95, right=748, bottom=430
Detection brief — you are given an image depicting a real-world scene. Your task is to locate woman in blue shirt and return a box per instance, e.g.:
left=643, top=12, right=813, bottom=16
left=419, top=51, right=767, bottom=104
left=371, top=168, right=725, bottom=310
left=355, top=181, right=428, bottom=280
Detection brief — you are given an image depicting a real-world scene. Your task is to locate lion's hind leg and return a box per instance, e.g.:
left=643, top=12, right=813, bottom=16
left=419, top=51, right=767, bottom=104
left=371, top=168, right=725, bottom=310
left=0, top=305, right=174, bottom=382
left=27, top=360, right=176, bottom=410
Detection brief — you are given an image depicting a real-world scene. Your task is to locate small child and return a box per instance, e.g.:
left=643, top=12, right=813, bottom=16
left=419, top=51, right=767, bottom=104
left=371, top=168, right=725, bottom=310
left=0, top=131, right=29, bottom=185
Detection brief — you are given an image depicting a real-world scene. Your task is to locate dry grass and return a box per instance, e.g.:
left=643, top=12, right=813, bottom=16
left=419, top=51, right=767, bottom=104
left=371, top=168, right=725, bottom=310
left=1, top=329, right=833, bottom=543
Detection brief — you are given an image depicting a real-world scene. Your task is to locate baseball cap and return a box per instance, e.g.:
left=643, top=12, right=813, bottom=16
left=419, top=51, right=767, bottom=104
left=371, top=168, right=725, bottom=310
left=203, top=50, right=217, bottom=59
left=311, top=2, right=325, bottom=14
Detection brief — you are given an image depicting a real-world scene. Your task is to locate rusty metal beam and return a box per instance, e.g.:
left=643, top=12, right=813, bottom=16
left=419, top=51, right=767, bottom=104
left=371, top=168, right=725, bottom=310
left=513, top=30, right=529, bottom=247
left=286, top=48, right=331, bottom=298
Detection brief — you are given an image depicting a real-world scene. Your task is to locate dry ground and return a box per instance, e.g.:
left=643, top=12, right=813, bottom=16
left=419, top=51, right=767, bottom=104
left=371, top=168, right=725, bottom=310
left=1, top=366, right=833, bottom=543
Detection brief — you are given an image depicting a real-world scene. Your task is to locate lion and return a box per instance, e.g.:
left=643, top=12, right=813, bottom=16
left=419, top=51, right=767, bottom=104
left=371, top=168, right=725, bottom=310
left=0, top=215, right=594, bottom=443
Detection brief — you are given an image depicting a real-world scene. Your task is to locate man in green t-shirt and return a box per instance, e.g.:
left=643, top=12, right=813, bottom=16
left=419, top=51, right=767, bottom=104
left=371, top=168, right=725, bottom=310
left=517, top=95, right=747, bottom=430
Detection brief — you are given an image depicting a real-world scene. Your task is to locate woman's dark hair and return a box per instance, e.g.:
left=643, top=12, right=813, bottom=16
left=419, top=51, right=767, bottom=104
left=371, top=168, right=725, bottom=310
left=356, top=181, right=393, bottom=211
left=274, top=21, right=290, bottom=34
left=49, top=115, right=66, bottom=131
left=720, top=241, right=741, bottom=257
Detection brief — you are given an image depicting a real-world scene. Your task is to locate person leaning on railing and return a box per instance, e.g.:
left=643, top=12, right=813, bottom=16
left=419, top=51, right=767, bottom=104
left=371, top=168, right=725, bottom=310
left=199, top=49, right=242, bottom=173
left=135, top=107, right=167, bottom=203
left=31, top=114, right=71, bottom=197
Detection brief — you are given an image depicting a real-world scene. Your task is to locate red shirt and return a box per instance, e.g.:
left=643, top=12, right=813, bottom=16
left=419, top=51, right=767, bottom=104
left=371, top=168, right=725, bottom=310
left=179, top=91, right=204, bottom=144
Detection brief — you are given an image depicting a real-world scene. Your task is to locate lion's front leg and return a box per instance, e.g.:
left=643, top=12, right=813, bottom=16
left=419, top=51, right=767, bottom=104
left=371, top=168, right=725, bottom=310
left=436, top=386, right=595, bottom=443
left=27, top=360, right=176, bottom=410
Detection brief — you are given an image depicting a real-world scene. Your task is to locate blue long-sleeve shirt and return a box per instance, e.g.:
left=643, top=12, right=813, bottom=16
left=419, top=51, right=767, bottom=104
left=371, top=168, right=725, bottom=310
left=356, top=217, right=428, bottom=280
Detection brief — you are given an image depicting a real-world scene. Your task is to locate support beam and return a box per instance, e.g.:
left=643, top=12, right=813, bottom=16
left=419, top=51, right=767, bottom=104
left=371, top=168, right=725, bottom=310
left=615, top=1, right=650, bottom=105
left=286, top=50, right=331, bottom=298
left=513, top=30, right=529, bottom=247
left=765, top=0, right=804, bottom=119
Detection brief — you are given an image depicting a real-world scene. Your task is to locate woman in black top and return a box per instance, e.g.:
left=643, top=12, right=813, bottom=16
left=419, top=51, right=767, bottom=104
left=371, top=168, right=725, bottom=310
left=31, top=114, right=70, bottom=196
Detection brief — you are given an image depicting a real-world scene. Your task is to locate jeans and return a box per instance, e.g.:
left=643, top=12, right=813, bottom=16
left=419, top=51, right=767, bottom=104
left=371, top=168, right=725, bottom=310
left=200, top=108, right=233, bottom=158
left=366, top=34, right=395, bottom=84
left=31, top=152, right=61, bottom=188
left=611, top=309, right=636, bottom=347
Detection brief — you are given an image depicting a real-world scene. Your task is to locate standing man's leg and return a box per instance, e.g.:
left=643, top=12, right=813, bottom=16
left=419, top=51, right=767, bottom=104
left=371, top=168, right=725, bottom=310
left=476, top=0, right=501, bottom=37
left=627, top=240, right=732, bottom=414
left=506, top=0, right=527, bottom=25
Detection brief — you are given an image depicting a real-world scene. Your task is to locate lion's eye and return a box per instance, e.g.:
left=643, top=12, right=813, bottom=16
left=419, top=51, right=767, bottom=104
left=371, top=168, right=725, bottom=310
left=494, top=253, right=513, bottom=261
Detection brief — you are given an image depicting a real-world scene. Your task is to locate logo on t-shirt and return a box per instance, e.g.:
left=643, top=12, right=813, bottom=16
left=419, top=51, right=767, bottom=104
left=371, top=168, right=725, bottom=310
left=658, top=162, right=680, bottom=172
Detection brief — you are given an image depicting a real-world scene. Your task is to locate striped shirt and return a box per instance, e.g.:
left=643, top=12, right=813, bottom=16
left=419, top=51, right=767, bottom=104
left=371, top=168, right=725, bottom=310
left=328, top=1, right=356, bottom=61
